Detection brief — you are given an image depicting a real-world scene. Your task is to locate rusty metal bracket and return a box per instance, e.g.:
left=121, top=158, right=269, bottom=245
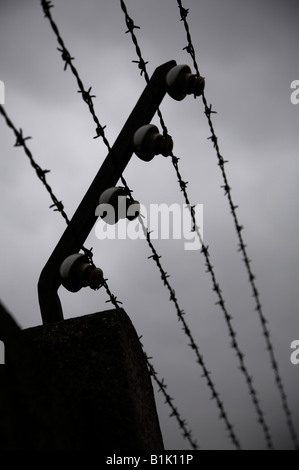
left=38, top=60, right=176, bottom=324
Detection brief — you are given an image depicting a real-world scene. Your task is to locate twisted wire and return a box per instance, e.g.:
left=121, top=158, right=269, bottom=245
left=40, top=0, right=203, bottom=447
left=103, top=282, right=199, bottom=449
left=0, top=105, right=94, bottom=264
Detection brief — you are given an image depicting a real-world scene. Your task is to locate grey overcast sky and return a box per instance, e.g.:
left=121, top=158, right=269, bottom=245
left=0, top=0, right=298, bottom=450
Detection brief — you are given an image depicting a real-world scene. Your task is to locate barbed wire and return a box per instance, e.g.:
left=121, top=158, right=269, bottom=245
left=39, top=0, right=204, bottom=448
left=176, top=0, right=200, bottom=78
left=145, top=350, right=199, bottom=449
left=172, top=151, right=274, bottom=448
left=102, top=280, right=199, bottom=450
left=0, top=104, right=198, bottom=451
left=40, top=0, right=132, bottom=195
left=137, top=214, right=242, bottom=449
left=119, top=0, right=169, bottom=136
left=40, top=0, right=242, bottom=449
left=119, top=0, right=275, bottom=450
left=175, top=0, right=299, bottom=450
left=0, top=104, right=94, bottom=264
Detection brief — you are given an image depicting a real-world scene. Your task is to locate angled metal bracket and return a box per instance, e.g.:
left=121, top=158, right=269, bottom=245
left=38, top=60, right=176, bottom=324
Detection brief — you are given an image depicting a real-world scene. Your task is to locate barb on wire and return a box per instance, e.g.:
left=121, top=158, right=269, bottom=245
left=0, top=106, right=69, bottom=224
left=175, top=0, right=299, bottom=449
left=119, top=0, right=276, bottom=449
left=119, top=0, right=169, bottom=136
left=171, top=153, right=274, bottom=450
left=40, top=0, right=137, bottom=204
left=102, top=279, right=123, bottom=310
left=176, top=0, right=200, bottom=78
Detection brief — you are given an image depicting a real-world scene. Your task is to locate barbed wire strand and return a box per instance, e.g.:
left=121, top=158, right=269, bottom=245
left=40, top=1, right=111, bottom=151
left=40, top=0, right=132, bottom=194
left=40, top=0, right=241, bottom=449
left=0, top=103, right=198, bottom=451
left=137, top=215, right=241, bottom=449
left=175, top=0, right=299, bottom=450
left=119, top=0, right=275, bottom=450
left=103, top=279, right=199, bottom=449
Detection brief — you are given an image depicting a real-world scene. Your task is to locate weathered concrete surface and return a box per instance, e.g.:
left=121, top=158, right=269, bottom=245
left=0, top=308, right=164, bottom=450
